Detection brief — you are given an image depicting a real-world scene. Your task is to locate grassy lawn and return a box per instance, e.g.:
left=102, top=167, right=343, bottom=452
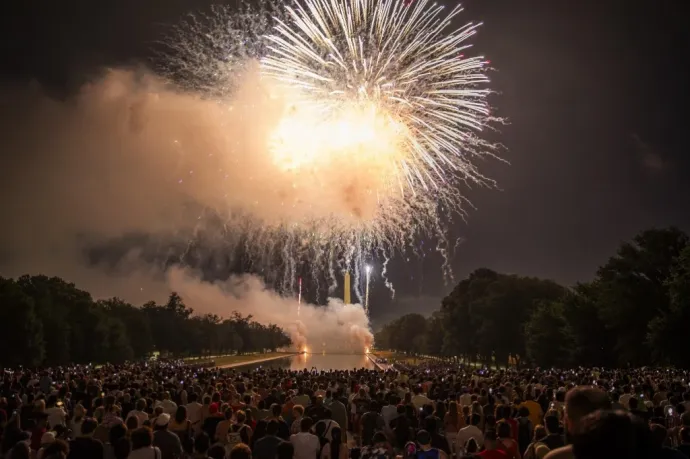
left=184, top=352, right=293, bottom=367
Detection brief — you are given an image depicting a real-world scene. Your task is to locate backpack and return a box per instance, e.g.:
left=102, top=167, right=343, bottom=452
left=226, top=424, right=246, bottom=449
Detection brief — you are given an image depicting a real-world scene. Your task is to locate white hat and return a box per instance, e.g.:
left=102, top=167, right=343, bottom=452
left=155, top=413, right=171, bottom=426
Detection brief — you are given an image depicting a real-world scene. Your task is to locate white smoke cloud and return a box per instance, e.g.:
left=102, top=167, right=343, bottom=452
left=0, top=68, right=374, bottom=351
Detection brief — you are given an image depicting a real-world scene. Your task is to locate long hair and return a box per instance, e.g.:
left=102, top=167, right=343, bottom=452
left=331, top=426, right=343, bottom=459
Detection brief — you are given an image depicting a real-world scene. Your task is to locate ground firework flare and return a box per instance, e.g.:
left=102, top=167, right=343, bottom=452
left=159, top=0, right=500, bottom=300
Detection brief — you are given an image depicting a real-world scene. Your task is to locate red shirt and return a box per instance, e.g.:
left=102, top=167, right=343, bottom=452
left=477, top=449, right=509, bottom=459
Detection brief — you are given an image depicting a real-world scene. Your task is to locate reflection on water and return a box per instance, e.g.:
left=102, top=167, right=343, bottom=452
left=236, top=353, right=375, bottom=371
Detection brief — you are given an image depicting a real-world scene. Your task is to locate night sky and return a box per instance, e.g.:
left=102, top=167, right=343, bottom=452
left=2, top=0, right=689, bottom=326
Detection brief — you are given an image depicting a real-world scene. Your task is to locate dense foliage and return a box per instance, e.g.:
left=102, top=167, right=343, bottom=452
left=0, top=275, right=291, bottom=366
left=375, top=227, right=690, bottom=368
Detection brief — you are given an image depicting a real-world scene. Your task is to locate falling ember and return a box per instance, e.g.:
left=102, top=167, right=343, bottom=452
left=297, top=277, right=302, bottom=317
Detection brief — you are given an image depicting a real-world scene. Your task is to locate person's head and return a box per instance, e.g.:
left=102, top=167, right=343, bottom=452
left=175, top=405, right=187, bottom=424
left=628, top=397, right=639, bottom=410
left=208, top=444, right=227, bottom=459
left=293, top=405, right=304, bottom=418
left=416, top=430, right=431, bottom=447
left=534, top=425, right=547, bottom=441
left=224, top=408, right=234, bottom=421
left=136, top=398, right=147, bottom=411
left=42, top=439, right=69, bottom=459
left=195, top=432, right=211, bottom=453
left=229, top=443, right=252, bottom=459
left=518, top=406, right=530, bottom=418
left=113, top=437, right=131, bottom=459
left=109, top=423, right=127, bottom=444
left=300, top=416, right=313, bottom=433
left=465, top=438, right=479, bottom=454
left=264, top=419, right=278, bottom=437
left=470, top=413, right=481, bottom=426
left=277, top=441, right=294, bottom=459
left=155, top=413, right=170, bottom=430
left=10, top=441, right=30, bottom=459
left=572, top=410, right=652, bottom=459
left=544, top=414, right=559, bottom=435
left=131, top=427, right=153, bottom=450
left=649, top=423, right=669, bottom=449
left=126, top=415, right=139, bottom=431
left=271, top=403, right=282, bottom=417
left=81, top=417, right=98, bottom=436
left=564, top=387, right=611, bottom=435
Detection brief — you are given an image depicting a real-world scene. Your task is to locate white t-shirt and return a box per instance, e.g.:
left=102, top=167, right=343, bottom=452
left=381, top=405, right=398, bottom=427
left=290, top=432, right=321, bottom=459
left=157, top=399, right=178, bottom=415
left=186, top=402, right=203, bottom=425
left=456, top=425, right=484, bottom=453
left=46, top=406, right=67, bottom=428
left=129, top=410, right=150, bottom=427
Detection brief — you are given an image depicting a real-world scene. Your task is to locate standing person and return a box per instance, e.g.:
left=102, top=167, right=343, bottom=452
left=130, top=400, right=150, bottom=429
left=456, top=415, right=483, bottom=457
left=227, top=411, right=253, bottom=449
left=185, top=394, right=203, bottom=435
left=46, top=396, right=67, bottom=429
left=476, top=432, right=508, bottom=459
left=523, top=426, right=550, bottom=459
left=496, top=422, right=521, bottom=459
left=321, top=426, right=347, bottom=459
left=414, top=430, right=447, bottom=459
left=519, top=396, right=543, bottom=432
left=381, top=397, right=399, bottom=430
left=290, top=418, right=320, bottom=459
left=253, top=420, right=283, bottom=459
left=68, top=418, right=104, bottom=459
left=360, top=403, right=384, bottom=447
left=326, top=396, right=348, bottom=434
left=152, top=413, right=183, bottom=459
left=444, top=401, right=461, bottom=450
left=291, top=406, right=305, bottom=436
left=543, top=387, right=611, bottom=459
left=169, top=406, right=192, bottom=442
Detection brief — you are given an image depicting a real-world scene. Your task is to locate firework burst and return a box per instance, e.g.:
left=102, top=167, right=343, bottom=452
left=159, top=0, right=500, bottom=300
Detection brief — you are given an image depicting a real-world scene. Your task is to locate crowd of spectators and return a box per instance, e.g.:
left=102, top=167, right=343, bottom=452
left=0, top=358, right=689, bottom=459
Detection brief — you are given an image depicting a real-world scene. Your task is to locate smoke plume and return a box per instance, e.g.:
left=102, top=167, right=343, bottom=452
left=0, top=68, right=374, bottom=351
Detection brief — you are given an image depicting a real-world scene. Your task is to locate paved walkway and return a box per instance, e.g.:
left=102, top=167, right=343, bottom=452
left=218, top=353, right=297, bottom=368
left=367, top=353, right=395, bottom=371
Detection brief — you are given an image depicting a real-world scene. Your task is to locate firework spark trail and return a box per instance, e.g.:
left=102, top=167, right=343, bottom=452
left=156, top=0, right=500, bottom=298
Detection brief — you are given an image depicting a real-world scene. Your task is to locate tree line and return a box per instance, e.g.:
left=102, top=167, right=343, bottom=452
left=375, top=227, right=690, bottom=368
left=0, top=275, right=291, bottom=367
